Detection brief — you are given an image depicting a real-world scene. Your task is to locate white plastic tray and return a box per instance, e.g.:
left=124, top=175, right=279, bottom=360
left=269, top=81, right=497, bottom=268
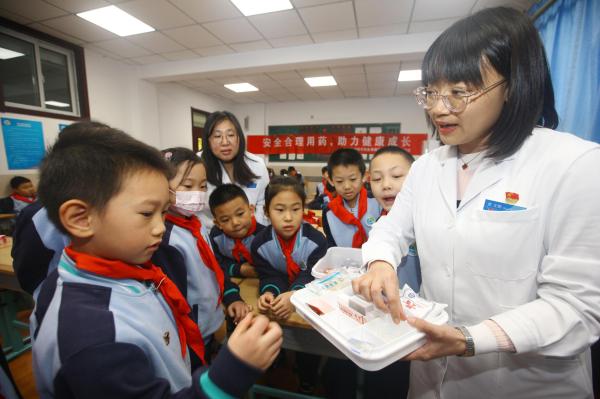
left=311, top=247, right=363, bottom=279
left=291, top=285, right=448, bottom=371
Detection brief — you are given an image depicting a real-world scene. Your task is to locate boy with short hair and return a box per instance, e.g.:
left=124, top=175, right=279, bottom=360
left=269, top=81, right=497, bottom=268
left=322, top=148, right=381, bottom=248
left=0, top=176, right=37, bottom=217
left=32, top=122, right=282, bottom=398
left=209, top=184, right=265, bottom=278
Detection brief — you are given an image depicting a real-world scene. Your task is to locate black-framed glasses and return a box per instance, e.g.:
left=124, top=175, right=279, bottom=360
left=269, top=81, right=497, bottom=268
left=413, top=79, right=506, bottom=113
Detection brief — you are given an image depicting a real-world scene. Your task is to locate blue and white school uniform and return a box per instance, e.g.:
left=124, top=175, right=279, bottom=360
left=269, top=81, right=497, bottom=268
left=251, top=223, right=327, bottom=295
left=31, top=251, right=260, bottom=399
left=12, top=202, right=70, bottom=296
left=322, top=190, right=381, bottom=248
left=152, top=221, right=240, bottom=340
left=210, top=221, right=265, bottom=278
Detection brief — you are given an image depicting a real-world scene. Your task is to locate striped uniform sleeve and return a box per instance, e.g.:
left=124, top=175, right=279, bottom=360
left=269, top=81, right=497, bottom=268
left=290, top=225, right=327, bottom=291
left=251, top=234, right=287, bottom=296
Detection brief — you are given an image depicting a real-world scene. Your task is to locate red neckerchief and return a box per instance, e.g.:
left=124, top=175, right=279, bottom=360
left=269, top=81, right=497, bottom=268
left=11, top=193, right=35, bottom=203
left=166, top=214, right=224, bottom=304
left=65, top=245, right=205, bottom=364
left=231, top=216, right=257, bottom=265
left=322, top=179, right=334, bottom=201
left=381, top=209, right=388, bottom=216
left=327, top=187, right=368, bottom=248
left=276, top=230, right=300, bottom=283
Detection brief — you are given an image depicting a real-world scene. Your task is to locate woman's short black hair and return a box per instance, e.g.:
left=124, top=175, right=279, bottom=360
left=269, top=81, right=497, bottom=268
left=201, top=110, right=258, bottom=187
left=264, top=176, right=306, bottom=212
left=209, top=183, right=249, bottom=214
left=10, top=176, right=31, bottom=189
left=372, top=146, right=415, bottom=165
left=327, top=148, right=366, bottom=177
left=422, top=6, right=558, bottom=159
left=161, top=147, right=201, bottom=184
left=38, top=121, right=172, bottom=234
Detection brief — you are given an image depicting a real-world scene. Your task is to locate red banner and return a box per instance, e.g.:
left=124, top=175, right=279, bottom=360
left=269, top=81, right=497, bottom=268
left=247, top=133, right=428, bottom=155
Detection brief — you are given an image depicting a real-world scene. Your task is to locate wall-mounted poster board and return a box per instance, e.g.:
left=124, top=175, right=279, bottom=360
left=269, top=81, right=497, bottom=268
left=1, top=117, right=45, bottom=170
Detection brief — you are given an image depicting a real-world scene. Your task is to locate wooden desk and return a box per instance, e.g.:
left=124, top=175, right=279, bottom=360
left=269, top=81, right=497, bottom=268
left=0, top=238, right=21, bottom=292
left=237, top=278, right=344, bottom=359
left=0, top=239, right=32, bottom=361
left=0, top=214, right=16, bottom=220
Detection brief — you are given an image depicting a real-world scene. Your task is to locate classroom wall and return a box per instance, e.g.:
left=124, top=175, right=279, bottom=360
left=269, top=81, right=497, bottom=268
left=229, top=96, right=432, bottom=196
left=155, top=82, right=230, bottom=150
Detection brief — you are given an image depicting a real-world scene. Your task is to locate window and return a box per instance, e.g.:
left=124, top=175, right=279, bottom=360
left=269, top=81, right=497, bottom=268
left=0, top=20, right=89, bottom=119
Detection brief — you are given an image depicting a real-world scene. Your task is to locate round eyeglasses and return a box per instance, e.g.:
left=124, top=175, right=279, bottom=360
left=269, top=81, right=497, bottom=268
left=413, top=79, right=506, bottom=113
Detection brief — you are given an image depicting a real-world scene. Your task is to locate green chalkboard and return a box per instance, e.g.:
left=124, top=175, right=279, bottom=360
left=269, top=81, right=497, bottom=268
left=268, top=123, right=401, bottom=163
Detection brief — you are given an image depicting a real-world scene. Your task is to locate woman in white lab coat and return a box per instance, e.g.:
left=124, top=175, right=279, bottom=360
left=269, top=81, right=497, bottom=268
left=199, top=111, right=270, bottom=228
left=355, top=7, right=600, bottom=399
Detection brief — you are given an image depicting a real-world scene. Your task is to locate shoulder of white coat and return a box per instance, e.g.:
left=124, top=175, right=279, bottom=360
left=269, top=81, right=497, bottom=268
left=244, top=151, right=267, bottom=165
left=520, top=128, right=599, bottom=166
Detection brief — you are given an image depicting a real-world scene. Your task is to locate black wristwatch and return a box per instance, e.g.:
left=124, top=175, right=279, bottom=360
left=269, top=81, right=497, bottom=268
left=454, top=326, right=475, bottom=357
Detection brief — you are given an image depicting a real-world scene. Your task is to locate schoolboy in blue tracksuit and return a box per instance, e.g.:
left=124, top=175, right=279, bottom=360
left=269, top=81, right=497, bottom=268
left=322, top=148, right=381, bottom=248
left=31, top=121, right=281, bottom=399
left=209, top=184, right=266, bottom=279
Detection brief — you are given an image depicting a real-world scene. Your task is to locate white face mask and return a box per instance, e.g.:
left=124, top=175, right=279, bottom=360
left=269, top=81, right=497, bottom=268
left=170, top=190, right=207, bottom=216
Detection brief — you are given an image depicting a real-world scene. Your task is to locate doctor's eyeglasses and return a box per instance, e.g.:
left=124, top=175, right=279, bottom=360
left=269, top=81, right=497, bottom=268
left=413, top=79, right=506, bottom=113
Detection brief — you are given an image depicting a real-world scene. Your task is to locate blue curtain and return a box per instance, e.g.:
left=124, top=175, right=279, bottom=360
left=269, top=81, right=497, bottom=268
left=530, top=0, right=600, bottom=143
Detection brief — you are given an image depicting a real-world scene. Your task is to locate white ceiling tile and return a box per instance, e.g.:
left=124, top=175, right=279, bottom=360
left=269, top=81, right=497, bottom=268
left=95, top=38, right=151, bottom=57
left=28, top=22, right=86, bottom=45
left=359, top=23, right=408, bottom=38
left=296, top=92, right=321, bottom=100
left=269, top=34, right=313, bottom=48
left=184, top=79, right=222, bottom=89
left=43, top=0, right=110, bottom=13
left=132, top=54, right=168, bottom=64
left=337, top=79, right=367, bottom=90
left=316, top=86, right=344, bottom=99
left=161, top=49, right=200, bottom=61
left=41, top=15, right=116, bottom=42
left=291, top=0, right=340, bottom=7
left=212, top=76, right=242, bottom=84
left=413, top=0, right=476, bottom=21
left=343, top=90, right=368, bottom=97
left=367, top=73, right=398, bottom=84
left=355, top=0, right=412, bottom=27
left=169, top=0, right=242, bottom=23
left=248, top=10, right=307, bottom=39
left=163, top=25, right=222, bottom=49
left=279, top=79, right=311, bottom=88
left=298, top=2, right=356, bottom=33
left=330, top=65, right=364, bottom=76
left=0, top=8, right=33, bottom=24
left=298, top=68, right=331, bottom=77
left=85, top=44, right=122, bottom=59
left=0, top=0, right=67, bottom=21
left=119, top=0, right=195, bottom=30
left=408, top=17, right=461, bottom=34
left=369, top=87, right=395, bottom=97
left=127, top=31, right=185, bottom=53
left=238, top=74, right=277, bottom=84
left=312, top=29, right=357, bottom=43
left=260, top=87, right=291, bottom=96
left=203, top=18, right=263, bottom=43
left=365, top=63, right=400, bottom=74
left=193, top=45, right=234, bottom=56
left=267, top=70, right=302, bottom=80
left=368, top=81, right=397, bottom=90
left=230, top=40, right=272, bottom=52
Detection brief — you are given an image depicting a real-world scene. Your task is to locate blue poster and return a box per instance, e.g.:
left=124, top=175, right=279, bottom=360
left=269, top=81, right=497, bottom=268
left=2, top=118, right=46, bottom=169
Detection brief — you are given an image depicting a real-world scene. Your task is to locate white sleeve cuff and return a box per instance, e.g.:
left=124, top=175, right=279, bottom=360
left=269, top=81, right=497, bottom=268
left=467, top=321, right=499, bottom=355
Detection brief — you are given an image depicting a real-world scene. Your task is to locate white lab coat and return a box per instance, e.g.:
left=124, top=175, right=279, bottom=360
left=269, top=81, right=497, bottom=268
left=198, top=151, right=270, bottom=229
left=362, top=128, right=600, bottom=399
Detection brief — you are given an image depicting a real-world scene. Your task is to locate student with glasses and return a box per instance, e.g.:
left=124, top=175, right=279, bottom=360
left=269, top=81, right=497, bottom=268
left=354, top=7, right=600, bottom=399
left=199, top=111, right=271, bottom=228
